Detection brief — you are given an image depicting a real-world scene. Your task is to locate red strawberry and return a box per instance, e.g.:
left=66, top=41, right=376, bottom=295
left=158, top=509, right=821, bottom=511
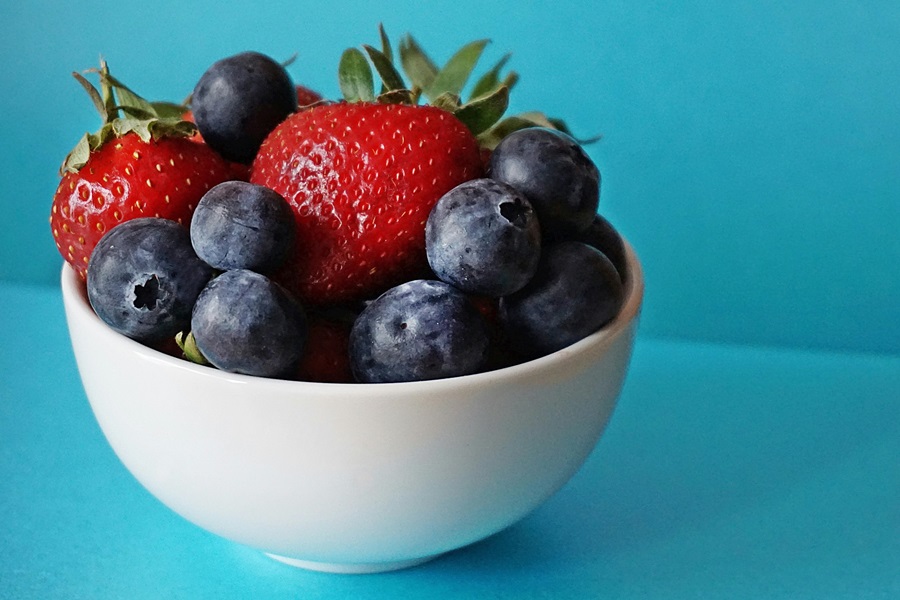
left=467, top=295, right=523, bottom=371
left=50, top=61, right=235, bottom=279
left=180, top=110, right=252, bottom=181
left=246, top=26, right=566, bottom=306
left=295, top=316, right=354, bottom=383
left=250, top=102, right=482, bottom=305
left=181, top=84, right=322, bottom=180
left=295, top=84, right=324, bottom=108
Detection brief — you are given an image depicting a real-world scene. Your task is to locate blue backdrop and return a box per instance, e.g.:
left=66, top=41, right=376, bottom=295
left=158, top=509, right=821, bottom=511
left=2, top=3, right=899, bottom=598
left=2, top=0, right=898, bottom=353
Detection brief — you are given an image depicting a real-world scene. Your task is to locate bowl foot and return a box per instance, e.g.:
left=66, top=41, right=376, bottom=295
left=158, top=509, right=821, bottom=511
left=265, top=552, right=441, bottom=574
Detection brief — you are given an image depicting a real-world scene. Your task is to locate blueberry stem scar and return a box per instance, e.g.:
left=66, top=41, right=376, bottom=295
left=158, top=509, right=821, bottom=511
left=133, top=274, right=160, bottom=310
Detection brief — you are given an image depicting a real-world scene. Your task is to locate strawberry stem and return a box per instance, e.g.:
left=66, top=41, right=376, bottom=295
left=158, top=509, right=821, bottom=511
left=60, top=60, right=197, bottom=175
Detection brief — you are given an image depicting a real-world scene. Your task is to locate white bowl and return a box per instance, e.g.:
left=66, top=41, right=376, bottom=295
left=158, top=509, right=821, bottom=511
left=61, top=242, right=644, bottom=574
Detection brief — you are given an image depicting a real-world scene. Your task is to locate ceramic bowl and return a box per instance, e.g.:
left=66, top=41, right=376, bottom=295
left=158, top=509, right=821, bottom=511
left=61, top=241, right=644, bottom=574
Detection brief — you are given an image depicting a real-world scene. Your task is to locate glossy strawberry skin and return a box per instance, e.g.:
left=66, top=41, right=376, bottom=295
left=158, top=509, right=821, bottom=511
left=50, top=133, right=235, bottom=279
left=250, top=102, right=483, bottom=306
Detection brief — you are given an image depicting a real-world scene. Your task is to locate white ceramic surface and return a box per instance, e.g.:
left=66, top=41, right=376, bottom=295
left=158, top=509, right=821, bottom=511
left=62, top=242, right=644, bottom=574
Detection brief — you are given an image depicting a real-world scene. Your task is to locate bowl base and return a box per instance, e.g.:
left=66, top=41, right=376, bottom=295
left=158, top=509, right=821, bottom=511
left=265, top=552, right=441, bottom=574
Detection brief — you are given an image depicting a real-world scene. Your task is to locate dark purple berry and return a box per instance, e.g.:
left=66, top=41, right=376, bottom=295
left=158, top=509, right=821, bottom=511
left=489, top=127, right=600, bottom=240
left=190, top=181, right=294, bottom=274
left=426, top=179, right=541, bottom=297
left=349, top=280, right=490, bottom=383
left=191, top=269, right=307, bottom=377
left=192, top=52, right=297, bottom=164
left=499, top=241, right=623, bottom=358
left=573, top=214, right=628, bottom=282
left=87, top=218, right=214, bottom=343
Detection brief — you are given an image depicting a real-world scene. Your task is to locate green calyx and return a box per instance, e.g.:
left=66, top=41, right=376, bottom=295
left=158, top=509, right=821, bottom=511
left=338, top=25, right=592, bottom=148
left=175, top=331, right=210, bottom=366
left=61, top=59, right=197, bottom=174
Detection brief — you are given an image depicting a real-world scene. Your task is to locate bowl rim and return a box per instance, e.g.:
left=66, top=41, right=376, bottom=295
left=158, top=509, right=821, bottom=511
left=62, top=239, right=644, bottom=394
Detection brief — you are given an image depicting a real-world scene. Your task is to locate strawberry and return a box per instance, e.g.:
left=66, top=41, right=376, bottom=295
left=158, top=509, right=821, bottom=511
left=467, top=295, right=523, bottom=371
left=180, top=111, right=252, bottom=181
left=181, top=84, right=322, bottom=181
left=295, top=315, right=354, bottom=383
left=251, top=101, right=482, bottom=305
left=249, top=28, right=587, bottom=306
left=295, top=84, right=324, bottom=108
left=51, top=61, right=235, bottom=279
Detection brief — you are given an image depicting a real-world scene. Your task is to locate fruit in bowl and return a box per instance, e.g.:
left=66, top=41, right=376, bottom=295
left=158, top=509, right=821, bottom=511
left=55, top=28, right=644, bottom=572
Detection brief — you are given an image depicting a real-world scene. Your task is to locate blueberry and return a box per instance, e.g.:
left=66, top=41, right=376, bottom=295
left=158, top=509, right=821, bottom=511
left=499, top=241, right=624, bottom=358
left=190, top=181, right=295, bottom=274
left=489, top=127, right=600, bottom=240
left=349, top=280, right=490, bottom=383
left=425, top=179, right=541, bottom=297
left=192, top=51, right=297, bottom=164
left=573, top=214, right=628, bottom=283
left=190, top=269, right=307, bottom=377
left=87, top=218, right=214, bottom=343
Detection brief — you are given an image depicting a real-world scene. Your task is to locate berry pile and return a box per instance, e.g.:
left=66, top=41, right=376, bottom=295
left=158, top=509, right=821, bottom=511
left=52, top=28, right=630, bottom=384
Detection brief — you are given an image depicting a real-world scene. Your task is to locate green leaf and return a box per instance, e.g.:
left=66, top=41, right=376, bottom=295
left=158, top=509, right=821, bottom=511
left=150, top=101, right=188, bottom=119
left=512, top=111, right=557, bottom=129
left=431, top=92, right=461, bottom=112
left=60, top=123, right=116, bottom=174
left=399, top=34, right=438, bottom=93
left=149, top=118, right=198, bottom=140
left=424, top=39, right=489, bottom=102
left=339, top=47, right=375, bottom=102
left=378, top=23, right=393, bottom=63
left=377, top=88, right=416, bottom=105
left=502, top=70, right=519, bottom=93
left=516, top=111, right=602, bottom=144
left=61, top=133, right=92, bottom=174
left=113, top=116, right=154, bottom=141
left=363, top=45, right=406, bottom=92
left=102, top=71, right=157, bottom=118
left=476, top=112, right=601, bottom=149
left=71, top=71, right=108, bottom=122
left=454, top=85, right=509, bottom=135
left=477, top=115, right=541, bottom=149
left=61, top=59, right=199, bottom=175
left=547, top=116, right=570, bottom=133
left=546, top=116, right=603, bottom=143
left=469, top=52, right=511, bottom=101
left=116, top=104, right=156, bottom=121
left=94, top=60, right=118, bottom=120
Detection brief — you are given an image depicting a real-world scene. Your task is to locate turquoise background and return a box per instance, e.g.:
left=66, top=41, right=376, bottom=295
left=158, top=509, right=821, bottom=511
left=2, top=2, right=899, bottom=598
left=2, top=0, right=898, bottom=354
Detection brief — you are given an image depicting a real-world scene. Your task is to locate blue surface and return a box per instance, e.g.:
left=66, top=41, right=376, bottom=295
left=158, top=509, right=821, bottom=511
left=2, top=1, right=899, bottom=597
left=2, top=281, right=898, bottom=598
